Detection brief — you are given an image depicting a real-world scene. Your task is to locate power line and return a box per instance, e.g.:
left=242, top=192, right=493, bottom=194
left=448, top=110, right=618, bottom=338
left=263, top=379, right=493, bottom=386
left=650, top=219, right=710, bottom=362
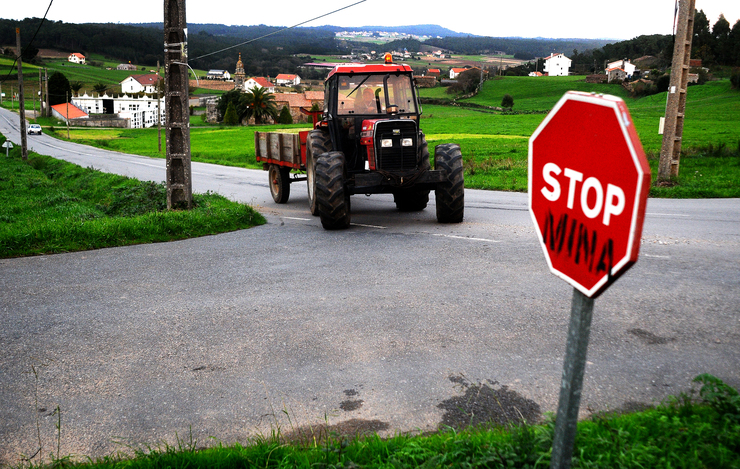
left=190, top=0, right=367, bottom=61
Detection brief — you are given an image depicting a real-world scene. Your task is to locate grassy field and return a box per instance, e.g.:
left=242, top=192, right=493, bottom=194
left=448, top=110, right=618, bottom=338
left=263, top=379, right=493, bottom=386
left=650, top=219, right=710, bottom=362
left=0, top=135, right=265, bottom=258
left=8, top=374, right=739, bottom=469
left=15, top=74, right=740, bottom=197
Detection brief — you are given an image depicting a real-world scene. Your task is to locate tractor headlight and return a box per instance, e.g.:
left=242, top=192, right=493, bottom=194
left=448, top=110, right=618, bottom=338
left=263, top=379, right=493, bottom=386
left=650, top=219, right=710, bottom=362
left=401, top=138, right=413, bottom=147
left=381, top=139, right=393, bottom=148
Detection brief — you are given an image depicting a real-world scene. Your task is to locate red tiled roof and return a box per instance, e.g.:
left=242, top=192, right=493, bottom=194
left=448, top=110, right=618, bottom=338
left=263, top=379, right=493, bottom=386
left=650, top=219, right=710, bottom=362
left=69, top=53, right=85, bottom=59
left=544, top=53, right=564, bottom=60
left=249, top=77, right=273, bottom=88
left=275, top=74, right=298, bottom=80
left=304, top=91, right=324, bottom=101
left=51, top=103, right=88, bottom=119
left=131, top=74, right=160, bottom=85
left=451, top=68, right=467, bottom=73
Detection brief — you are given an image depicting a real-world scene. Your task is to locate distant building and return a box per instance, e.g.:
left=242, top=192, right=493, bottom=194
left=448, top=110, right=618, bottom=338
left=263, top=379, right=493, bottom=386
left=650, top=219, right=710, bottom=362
left=606, top=59, right=636, bottom=79
left=543, top=53, right=571, bottom=77
left=244, top=77, right=275, bottom=93
left=120, top=74, right=161, bottom=94
left=50, top=102, right=89, bottom=121
left=117, top=63, right=137, bottom=71
left=272, top=91, right=325, bottom=123
left=233, top=53, right=246, bottom=90
left=426, top=68, right=441, bottom=78
left=206, top=70, right=231, bottom=80
left=275, top=74, right=301, bottom=87
left=606, top=67, right=628, bottom=83
left=528, top=71, right=543, bottom=77
left=68, top=53, right=86, bottom=64
left=72, top=92, right=165, bottom=129
left=449, top=67, right=468, bottom=79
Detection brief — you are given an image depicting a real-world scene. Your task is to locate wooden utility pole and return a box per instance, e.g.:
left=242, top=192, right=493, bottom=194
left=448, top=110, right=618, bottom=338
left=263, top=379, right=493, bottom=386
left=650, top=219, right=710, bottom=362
left=16, top=28, right=28, bottom=161
left=658, top=0, right=696, bottom=182
left=44, top=68, right=49, bottom=118
left=164, top=0, right=192, bottom=209
left=157, top=60, right=162, bottom=153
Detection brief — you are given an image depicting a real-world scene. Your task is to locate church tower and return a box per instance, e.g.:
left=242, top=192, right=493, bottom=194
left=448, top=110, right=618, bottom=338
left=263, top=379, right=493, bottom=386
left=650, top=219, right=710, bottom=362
left=234, top=53, right=246, bottom=90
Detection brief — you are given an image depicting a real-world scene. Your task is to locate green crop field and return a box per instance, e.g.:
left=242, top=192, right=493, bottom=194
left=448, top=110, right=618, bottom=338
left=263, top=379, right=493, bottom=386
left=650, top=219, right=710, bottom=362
left=23, top=75, right=740, bottom=197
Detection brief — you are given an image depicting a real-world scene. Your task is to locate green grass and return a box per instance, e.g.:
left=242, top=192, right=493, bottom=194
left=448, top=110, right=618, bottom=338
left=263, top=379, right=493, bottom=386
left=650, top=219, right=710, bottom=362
left=16, top=75, right=740, bottom=197
left=0, top=136, right=265, bottom=258
left=12, top=374, right=740, bottom=469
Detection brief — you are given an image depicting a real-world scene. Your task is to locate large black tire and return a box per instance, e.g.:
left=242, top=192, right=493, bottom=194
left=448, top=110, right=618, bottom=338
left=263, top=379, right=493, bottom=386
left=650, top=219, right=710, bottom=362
left=434, top=143, right=464, bottom=223
left=316, top=151, right=351, bottom=230
left=268, top=164, right=291, bottom=204
left=306, top=129, right=331, bottom=216
left=393, top=132, right=431, bottom=211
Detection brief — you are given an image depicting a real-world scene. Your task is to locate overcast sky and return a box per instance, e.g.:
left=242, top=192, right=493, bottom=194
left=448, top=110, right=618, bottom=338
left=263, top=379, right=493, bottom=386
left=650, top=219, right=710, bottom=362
left=4, top=0, right=739, bottom=40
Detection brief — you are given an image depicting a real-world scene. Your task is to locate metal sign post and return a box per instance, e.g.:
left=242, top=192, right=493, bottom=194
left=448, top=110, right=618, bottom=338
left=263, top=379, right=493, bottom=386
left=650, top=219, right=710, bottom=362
left=528, top=91, right=651, bottom=469
left=550, top=289, right=594, bottom=469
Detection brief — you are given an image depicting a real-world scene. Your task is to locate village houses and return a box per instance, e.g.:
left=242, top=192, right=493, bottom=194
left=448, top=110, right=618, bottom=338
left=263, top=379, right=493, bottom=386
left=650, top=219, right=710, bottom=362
left=275, top=74, right=301, bottom=87
left=120, top=74, right=161, bottom=94
left=543, top=53, right=571, bottom=76
left=67, top=53, right=86, bottom=64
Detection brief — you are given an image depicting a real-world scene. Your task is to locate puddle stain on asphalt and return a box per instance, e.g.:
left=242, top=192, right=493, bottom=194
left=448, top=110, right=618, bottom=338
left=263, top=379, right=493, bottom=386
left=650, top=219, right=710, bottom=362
left=628, top=328, right=676, bottom=345
left=438, top=375, right=542, bottom=430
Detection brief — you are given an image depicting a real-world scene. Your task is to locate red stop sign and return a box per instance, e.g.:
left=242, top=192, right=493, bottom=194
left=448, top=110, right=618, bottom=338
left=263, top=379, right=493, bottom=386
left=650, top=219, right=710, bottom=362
left=528, top=91, right=651, bottom=298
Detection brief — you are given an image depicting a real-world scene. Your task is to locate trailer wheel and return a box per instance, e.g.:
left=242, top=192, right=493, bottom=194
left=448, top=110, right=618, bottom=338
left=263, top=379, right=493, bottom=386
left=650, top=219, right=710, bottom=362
left=306, top=129, right=331, bottom=216
left=434, top=143, right=464, bottom=223
left=268, top=165, right=291, bottom=204
left=316, top=151, right=351, bottom=230
left=393, top=132, right=431, bottom=211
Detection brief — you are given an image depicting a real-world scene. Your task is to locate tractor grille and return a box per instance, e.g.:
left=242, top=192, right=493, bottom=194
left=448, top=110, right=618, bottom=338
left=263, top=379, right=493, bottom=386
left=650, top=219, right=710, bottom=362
left=374, top=120, right=418, bottom=171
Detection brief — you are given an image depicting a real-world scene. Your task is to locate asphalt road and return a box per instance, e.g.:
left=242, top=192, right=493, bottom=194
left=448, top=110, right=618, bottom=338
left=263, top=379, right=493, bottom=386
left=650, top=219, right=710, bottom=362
left=1, top=107, right=739, bottom=463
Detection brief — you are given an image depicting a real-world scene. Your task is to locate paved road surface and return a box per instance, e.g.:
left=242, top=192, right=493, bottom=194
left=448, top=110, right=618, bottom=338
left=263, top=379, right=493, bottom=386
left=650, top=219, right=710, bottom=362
left=1, top=107, right=739, bottom=463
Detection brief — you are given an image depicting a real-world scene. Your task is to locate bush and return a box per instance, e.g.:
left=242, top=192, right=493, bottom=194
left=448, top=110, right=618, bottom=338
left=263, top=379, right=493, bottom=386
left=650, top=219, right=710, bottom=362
left=501, top=94, right=514, bottom=109
left=278, top=105, right=293, bottom=124
left=656, top=74, right=671, bottom=93
left=223, top=102, right=239, bottom=126
left=731, top=68, right=740, bottom=89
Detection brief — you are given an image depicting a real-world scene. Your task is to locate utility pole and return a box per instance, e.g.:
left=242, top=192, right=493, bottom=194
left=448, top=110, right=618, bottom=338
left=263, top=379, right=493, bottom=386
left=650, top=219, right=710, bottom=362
left=164, top=0, right=192, bottom=209
left=44, top=68, right=49, bottom=118
left=157, top=60, right=162, bottom=153
left=66, top=92, right=70, bottom=139
left=16, top=28, right=28, bottom=161
left=658, top=0, right=696, bottom=182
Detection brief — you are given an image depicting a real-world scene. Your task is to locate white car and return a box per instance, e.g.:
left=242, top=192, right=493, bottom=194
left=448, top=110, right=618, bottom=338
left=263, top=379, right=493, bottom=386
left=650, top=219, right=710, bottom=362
left=28, top=124, right=42, bottom=135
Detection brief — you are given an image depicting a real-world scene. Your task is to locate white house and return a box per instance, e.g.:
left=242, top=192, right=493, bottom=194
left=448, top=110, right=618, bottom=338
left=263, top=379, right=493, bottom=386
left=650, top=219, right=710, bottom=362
left=449, top=67, right=468, bottom=79
left=606, top=59, right=636, bottom=78
left=275, top=74, right=301, bottom=86
left=120, top=74, right=161, bottom=94
left=543, top=53, right=572, bottom=76
left=68, top=53, right=86, bottom=64
left=206, top=70, right=231, bottom=80
left=244, top=77, right=275, bottom=93
left=72, top=92, right=165, bottom=129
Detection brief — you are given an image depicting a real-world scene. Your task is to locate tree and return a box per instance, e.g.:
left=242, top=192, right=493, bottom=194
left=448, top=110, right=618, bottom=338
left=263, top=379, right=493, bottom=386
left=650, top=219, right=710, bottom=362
left=278, top=105, right=293, bottom=124
left=21, top=44, right=38, bottom=62
left=712, top=14, right=732, bottom=64
left=240, top=86, right=278, bottom=124
left=70, top=81, right=84, bottom=96
left=93, top=83, right=108, bottom=95
left=501, top=94, right=514, bottom=109
left=47, top=71, right=71, bottom=106
left=223, top=102, right=239, bottom=125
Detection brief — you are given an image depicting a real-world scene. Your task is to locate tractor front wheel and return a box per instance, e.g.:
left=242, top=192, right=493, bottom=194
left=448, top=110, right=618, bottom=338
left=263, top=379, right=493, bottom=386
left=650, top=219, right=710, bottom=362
left=315, top=151, right=351, bottom=230
left=268, top=164, right=291, bottom=204
left=434, top=143, right=464, bottom=223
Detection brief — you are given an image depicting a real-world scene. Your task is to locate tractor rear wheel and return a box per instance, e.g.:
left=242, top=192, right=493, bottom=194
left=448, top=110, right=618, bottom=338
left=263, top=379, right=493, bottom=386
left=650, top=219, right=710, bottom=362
left=315, top=151, right=351, bottom=230
left=393, top=132, right=431, bottom=211
left=434, top=143, right=464, bottom=223
left=268, top=164, right=291, bottom=204
left=306, top=129, right=331, bottom=216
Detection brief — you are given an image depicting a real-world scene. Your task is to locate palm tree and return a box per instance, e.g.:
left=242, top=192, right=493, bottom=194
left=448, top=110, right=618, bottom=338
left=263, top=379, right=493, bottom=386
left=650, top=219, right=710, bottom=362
left=240, top=86, right=278, bottom=124
left=70, top=81, right=84, bottom=96
left=93, top=83, right=109, bottom=95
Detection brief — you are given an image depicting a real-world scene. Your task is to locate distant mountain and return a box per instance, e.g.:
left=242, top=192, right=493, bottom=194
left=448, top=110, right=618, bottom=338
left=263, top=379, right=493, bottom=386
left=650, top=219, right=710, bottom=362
left=320, top=24, right=468, bottom=37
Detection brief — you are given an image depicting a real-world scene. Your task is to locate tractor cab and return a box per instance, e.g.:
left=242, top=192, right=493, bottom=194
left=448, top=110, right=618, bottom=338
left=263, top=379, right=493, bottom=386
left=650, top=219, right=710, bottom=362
left=320, top=55, right=422, bottom=174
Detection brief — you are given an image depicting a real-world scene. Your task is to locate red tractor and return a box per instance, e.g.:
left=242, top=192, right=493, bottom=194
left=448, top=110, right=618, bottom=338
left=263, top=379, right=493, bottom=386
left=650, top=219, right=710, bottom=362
left=256, top=54, right=464, bottom=230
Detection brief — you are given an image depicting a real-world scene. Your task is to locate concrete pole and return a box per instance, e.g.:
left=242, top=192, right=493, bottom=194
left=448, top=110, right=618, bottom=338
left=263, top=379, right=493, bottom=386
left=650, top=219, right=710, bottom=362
left=45, top=68, right=49, bottom=118
left=164, top=0, right=192, bottom=209
left=16, top=28, right=28, bottom=161
left=658, top=0, right=696, bottom=182
left=157, top=60, right=162, bottom=153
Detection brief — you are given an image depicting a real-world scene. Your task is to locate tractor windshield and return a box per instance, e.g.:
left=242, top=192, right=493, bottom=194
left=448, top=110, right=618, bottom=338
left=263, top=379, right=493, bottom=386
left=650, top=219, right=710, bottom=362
left=336, top=73, right=418, bottom=116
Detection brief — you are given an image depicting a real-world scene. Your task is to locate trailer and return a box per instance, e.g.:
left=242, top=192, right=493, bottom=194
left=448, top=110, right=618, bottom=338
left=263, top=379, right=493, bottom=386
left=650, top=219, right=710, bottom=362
left=255, top=130, right=309, bottom=204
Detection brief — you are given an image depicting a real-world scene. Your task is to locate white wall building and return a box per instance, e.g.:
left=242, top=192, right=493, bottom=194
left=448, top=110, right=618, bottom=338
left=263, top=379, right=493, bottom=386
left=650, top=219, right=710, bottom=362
left=244, top=77, right=275, bottom=93
left=543, top=53, right=572, bottom=76
left=72, top=93, right=165, bottom=129
left=606, top=59, right=636, bottom=78
left=275, top=74, right=301, bottom=86
left=120, top=74, right=161, bottom=94
left=68, top=53, right=86, bottom=64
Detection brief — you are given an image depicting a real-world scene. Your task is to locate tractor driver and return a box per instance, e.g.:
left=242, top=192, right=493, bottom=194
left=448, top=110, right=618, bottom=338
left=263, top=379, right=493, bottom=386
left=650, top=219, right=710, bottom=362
left=355, top=87, right=377, bottom=114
